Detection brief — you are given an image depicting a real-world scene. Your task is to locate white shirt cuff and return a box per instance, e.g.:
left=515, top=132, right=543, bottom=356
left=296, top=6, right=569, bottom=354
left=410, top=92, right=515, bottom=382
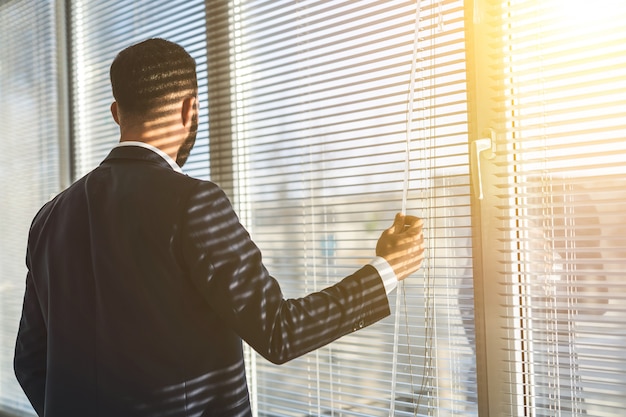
left=368, top=256, right=398, bottom=295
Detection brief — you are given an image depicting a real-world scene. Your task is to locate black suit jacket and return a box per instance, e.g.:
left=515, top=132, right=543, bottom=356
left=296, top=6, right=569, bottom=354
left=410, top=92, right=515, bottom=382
left=14, top=145, right=391, bottom=417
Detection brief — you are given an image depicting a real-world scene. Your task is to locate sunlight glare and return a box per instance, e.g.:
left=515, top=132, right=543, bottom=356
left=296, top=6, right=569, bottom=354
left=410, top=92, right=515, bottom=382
left=550, top=0, right=626, bottom=24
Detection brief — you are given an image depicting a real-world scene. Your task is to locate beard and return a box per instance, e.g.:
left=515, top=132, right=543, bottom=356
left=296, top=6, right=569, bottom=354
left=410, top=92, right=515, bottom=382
left=175, top=113, right=198, bottom=167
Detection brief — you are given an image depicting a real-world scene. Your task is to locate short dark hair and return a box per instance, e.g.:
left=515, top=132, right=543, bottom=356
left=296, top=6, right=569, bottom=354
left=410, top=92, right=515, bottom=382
left=110, top=38, right=197, bottom=117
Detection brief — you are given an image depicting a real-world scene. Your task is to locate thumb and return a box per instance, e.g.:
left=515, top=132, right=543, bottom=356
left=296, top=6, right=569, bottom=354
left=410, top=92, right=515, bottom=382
left=391, top=212, right=405, bottom=234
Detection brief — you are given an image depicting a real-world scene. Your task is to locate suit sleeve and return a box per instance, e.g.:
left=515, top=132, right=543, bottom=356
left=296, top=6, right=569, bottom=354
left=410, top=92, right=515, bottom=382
left=182, top=181, right=391, bottom=364
left=14, top=268, right=47, bottom=416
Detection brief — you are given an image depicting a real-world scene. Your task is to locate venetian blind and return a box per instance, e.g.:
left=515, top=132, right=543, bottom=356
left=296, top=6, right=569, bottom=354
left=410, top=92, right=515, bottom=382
left=485, top=0, right=626, bottom=415
left=68, top=0, right=210, bottom=180
left=0, top=0, right=63, bottom=415
left=215, top=0, right=477, bottom=415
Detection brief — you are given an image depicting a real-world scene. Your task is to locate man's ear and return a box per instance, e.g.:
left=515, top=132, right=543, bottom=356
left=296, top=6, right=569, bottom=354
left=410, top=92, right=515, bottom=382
left=110, top=102, right=120, bottom=125
left=181, top=96, right=196, bottom=129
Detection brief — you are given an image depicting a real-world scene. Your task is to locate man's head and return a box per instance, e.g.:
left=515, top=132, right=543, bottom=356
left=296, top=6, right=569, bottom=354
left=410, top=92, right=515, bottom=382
left=110, top=38, right=198, bottom=166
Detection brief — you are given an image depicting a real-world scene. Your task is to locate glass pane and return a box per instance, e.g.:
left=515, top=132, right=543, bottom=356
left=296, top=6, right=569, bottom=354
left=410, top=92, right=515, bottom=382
left=0, top=0, right=60, bottom=413
left=224, top=0, right=477, bottom=415
left=69, top=0, right=210, bottom=180
left=496, top=0, right=626, bottom=415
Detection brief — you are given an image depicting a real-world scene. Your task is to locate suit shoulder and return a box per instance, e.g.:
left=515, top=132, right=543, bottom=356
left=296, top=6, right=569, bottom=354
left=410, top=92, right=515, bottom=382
left=183, top=179, right=239, bottom=229
left=184, top=177, right=230, bottom=201
left=28, top=173, right=89, bottom=234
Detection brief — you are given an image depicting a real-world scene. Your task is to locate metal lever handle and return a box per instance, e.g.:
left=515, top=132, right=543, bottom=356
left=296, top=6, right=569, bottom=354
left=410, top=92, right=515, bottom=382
left=471, top=129, right=496, bottom=200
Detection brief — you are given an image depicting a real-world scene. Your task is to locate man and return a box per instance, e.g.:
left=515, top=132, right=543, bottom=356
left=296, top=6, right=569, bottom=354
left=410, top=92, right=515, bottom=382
left=14, top=38, right=424, bottom=417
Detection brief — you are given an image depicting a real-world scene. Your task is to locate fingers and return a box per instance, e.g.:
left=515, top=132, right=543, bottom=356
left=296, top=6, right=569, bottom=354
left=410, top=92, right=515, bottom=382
left=388, top=213, right=423, bottom=235
left=384, top=235, right=425, bottom=281
left=402, top=215, right=423, bottom=235
left=403, top=215, right=422, bottom=227
left=377, top=213, right=426, bottom=280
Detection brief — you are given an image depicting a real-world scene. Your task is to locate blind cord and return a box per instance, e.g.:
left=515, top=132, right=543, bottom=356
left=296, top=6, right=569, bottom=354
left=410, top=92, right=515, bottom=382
left=401, top=1, right=421, bottom=216
left=390, top=1, right=422, bottom=415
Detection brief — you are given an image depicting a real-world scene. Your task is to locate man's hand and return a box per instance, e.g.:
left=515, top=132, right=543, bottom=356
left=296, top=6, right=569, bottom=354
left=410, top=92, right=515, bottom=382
left=376, top=213, right=425, bottom=281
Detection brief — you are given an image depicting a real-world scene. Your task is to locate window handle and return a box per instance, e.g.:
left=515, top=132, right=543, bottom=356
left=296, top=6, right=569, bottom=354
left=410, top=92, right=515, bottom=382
left=472, top=128, right=496, bottom=200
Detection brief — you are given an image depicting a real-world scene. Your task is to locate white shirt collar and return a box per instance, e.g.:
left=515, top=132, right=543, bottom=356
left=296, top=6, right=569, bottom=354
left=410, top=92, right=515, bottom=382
left=114, top=141, right=184, bottom=174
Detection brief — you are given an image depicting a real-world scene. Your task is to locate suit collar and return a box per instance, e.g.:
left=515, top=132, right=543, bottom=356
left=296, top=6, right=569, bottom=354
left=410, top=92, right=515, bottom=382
left=103, top=142, right=184, bottom=174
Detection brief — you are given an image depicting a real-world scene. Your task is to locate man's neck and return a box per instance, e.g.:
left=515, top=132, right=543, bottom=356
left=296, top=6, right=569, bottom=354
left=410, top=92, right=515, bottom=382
left=119, top=127, right=182, bottom=162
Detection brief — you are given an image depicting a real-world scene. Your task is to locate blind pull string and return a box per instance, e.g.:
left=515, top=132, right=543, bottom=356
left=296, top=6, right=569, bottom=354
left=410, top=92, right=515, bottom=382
left=401, top=11, right=420, bottom=217
left=390, top=1, right=422, bottom=415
